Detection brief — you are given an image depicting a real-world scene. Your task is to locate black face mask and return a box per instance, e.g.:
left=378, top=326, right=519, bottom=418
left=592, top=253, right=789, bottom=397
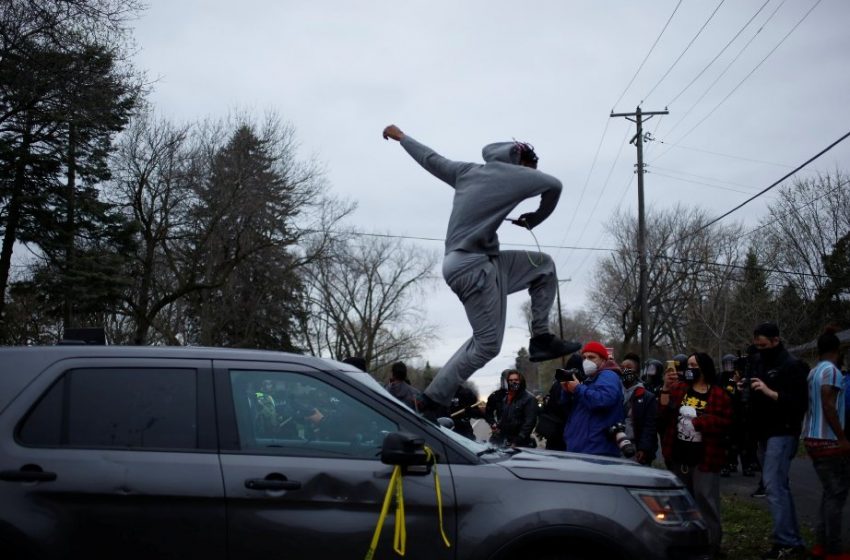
left=622, top=369, right=639, bottom=387
left=508, top=381, right=521, bottom=391
left=684, top=368, right=700, bottom=382
left=759, top=345, right=781, bottom=363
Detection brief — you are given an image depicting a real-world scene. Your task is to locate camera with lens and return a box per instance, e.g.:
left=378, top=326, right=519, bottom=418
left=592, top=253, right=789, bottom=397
left=555, top=367, right=586, bottom=384
left=735, top=347, right=760, bottom=405
left=607, top=422, right=636, bottom=458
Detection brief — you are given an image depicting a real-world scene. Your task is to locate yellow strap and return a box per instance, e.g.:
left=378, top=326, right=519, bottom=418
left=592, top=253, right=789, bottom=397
left=425, top=446, right=452, bottom=549
left=393, top=473, right=406, bottom=555
left=365, top=466, right=402, bottom=560
left=365, top=447, right=451, bottom=560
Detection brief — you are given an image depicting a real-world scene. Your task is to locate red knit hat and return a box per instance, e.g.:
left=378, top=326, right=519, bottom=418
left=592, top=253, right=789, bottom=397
left=581, top=341, right=609, bottom=360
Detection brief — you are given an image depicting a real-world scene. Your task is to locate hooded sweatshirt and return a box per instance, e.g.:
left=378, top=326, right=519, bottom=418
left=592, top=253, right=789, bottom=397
left=400, top=136, right=562, bottom=257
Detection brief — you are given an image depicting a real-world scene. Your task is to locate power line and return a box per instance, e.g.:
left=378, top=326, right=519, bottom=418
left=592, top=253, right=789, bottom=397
left=669, top=0, right=822, bottom=146
left=741, top=179, right=850, bottom=239
left=554, top=117, right=612, bottom=259
left=331, top=229, right=615, bottom=252
left=649, top=170, right=759, bottom=196
left=654, top=140, right=799, bottom=168
left=658, top=254, right=832, bottom=280
left=666, top=0, right=771, bottom=106
left=651, top=0, right=788, bottom=150
left=614, top=173, right=637, bottom=214
left=642, top=0, right=726, bottom=104
left=650, top=165, right=763, bottom=191
left=612, top=0, right=683, bottom=110
left=671, top=129, right=850, bottom=246
left=560, top=123, right=633, bottom=272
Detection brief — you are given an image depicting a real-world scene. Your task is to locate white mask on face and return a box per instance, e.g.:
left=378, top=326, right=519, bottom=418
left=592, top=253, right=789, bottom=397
left=582, top=359, right=598, bottom=376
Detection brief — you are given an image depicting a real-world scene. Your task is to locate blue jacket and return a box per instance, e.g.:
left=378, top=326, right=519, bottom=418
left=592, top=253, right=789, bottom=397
left=561, top=365, right=625, bottom=457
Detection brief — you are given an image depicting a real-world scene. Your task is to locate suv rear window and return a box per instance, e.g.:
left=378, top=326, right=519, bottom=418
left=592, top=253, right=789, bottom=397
left=18, top=368, right=198, bottom=450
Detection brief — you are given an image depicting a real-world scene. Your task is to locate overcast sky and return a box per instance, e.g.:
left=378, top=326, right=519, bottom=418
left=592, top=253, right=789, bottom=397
left=130, top=0, right=850, bottom=395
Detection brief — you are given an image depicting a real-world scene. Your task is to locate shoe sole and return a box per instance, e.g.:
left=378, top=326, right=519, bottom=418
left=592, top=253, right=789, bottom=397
left=529, top=342, right=582, bottom=362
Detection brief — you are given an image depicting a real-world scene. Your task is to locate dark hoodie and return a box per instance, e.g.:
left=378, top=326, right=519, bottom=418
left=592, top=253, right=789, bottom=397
left=400, top=136, right=562, bottom=256
left=749, top=343, right=809, bottom=439
left=560, top=359, right=625, bottom=457
left=491, top=375, right=538, bottom=447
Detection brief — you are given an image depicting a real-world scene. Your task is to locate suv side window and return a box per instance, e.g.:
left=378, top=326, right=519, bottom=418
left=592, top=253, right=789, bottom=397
left=229, top=370, right=397, bottom=459
left=19, top=368, right=198, bottom=450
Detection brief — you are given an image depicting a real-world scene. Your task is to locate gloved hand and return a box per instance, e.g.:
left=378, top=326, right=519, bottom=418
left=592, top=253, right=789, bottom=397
left=511, top=213, right=538, bottom=229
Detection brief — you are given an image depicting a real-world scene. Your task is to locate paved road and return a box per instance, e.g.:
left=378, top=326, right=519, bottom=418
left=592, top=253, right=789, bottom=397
left=719, top=456, right=850, bottom=545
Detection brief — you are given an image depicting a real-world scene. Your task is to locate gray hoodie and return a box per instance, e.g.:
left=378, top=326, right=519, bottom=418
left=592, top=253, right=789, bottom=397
left=400, top=136, right=562, bottom=256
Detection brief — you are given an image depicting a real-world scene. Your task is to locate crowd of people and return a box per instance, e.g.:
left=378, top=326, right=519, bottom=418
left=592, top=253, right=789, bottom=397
left=459, top=323, right=849, bottom=560
left=343, top=319, right=848, bottom=558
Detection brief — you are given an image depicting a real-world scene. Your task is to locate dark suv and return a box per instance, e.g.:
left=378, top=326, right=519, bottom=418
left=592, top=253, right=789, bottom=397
left=0, top=346, right=711, bottom=559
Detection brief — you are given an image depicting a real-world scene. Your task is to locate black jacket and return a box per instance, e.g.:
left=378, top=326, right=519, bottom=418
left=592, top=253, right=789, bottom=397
left=625, top=385, right=658, bottom=463
left=538, top=380, right=568, bottom=450
left=485, top=388, right=507, bottom=426
left=749, top=344, right=809, bottom=439
left=450, top=384, right=481, bottom=439
left=492, top=389, right=538, bottom=447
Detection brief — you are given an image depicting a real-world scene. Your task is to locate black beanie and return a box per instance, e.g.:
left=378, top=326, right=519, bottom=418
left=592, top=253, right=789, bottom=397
left=817, top=331, right=841, bottom=355
left=753, top=322, right=780, bottom=339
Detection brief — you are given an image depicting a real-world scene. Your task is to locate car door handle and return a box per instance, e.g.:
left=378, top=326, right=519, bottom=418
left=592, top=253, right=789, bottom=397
left=244, top=478, right=301, bottom=491
left=0, top=469, right=57, bottom=482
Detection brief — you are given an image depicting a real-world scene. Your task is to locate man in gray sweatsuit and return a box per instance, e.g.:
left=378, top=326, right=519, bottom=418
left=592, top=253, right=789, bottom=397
left=383, top=124, right=580, bottom=416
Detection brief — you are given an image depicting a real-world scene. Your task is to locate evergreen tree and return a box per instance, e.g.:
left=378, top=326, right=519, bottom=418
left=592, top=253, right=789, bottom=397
left=729, top=248, right=773, bottom=346
left=187, top=124, right=303, bottom=349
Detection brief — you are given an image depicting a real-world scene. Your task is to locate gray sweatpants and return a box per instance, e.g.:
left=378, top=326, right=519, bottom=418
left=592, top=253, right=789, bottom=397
left=425, top=250, right=557, bottom=405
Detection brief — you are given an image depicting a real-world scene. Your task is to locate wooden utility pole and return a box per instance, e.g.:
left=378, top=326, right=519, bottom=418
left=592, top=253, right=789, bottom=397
left=609, top=106, right=668, bottom=366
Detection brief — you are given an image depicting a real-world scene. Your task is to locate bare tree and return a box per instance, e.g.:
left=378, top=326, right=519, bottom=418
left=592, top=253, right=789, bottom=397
left=589, top=205, right=743, bottom=356
left=299, top=234, right=438, bottom=372
left=756, top=171, right=850, bottom=300
left=104, top=111, right=195, bottom=344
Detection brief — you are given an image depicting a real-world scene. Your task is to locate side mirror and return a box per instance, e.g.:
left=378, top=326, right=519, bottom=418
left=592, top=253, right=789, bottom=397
left=381, top=432, right=431, bottom=474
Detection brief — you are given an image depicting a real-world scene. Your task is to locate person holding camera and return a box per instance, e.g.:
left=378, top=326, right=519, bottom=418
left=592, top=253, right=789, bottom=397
left=658, top=352, right=732, bottom=553
left=559, top=342, right=624, bottom=457
left=747, top=322, right=809, bottom=560
left=537, top=353, right=584, bottom=450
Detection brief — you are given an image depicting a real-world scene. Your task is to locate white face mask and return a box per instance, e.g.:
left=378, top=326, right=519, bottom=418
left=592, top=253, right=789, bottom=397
left=582, top=359, right=598, bottom=376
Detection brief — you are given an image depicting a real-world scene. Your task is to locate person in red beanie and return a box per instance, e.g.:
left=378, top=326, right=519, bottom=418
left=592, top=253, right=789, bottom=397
left=559, top=341, right=625, bottom=456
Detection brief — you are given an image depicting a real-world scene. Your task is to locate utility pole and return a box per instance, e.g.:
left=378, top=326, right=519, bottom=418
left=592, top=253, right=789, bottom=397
left=555, top=277, right=572, bottom=367
left=610, top=106, right=668, bottom=366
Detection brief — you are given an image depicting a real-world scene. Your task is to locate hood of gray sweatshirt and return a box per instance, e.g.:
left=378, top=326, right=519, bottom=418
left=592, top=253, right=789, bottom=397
left=400, top=136, right=562, bottom=255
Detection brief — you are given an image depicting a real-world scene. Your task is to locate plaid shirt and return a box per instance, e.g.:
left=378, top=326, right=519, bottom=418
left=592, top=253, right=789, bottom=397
left=659, top=382, right=733, bottom=472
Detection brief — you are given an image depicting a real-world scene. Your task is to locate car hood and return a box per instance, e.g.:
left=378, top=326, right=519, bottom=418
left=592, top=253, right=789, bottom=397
left=501, top=448, right=682, bottom=489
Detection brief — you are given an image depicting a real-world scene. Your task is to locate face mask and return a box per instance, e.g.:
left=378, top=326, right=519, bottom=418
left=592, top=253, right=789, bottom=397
left=508, top=381, right=520, bottom=391
left=684, top=368, right=699, bottom=382
left=622, top=369, right=638, bottom=387
left=759, top=345, right=780, bottom=361
left=582, top=359, right=598, bottom=376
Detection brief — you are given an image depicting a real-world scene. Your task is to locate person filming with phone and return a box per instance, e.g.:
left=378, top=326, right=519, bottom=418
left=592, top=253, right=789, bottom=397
left=559, top=342, right=624, bottom=457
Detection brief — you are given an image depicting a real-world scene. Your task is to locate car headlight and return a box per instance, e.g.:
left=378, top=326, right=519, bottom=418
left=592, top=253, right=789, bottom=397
left=629, top=489, right=703, bottom=526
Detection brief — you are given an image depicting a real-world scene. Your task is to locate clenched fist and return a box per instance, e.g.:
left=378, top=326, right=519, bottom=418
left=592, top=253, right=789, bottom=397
left=382, top=124, right=404, bottom=141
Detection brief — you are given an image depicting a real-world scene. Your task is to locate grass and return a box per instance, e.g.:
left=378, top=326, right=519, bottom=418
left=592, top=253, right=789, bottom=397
left=720, top=494, right=814, bottom=559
